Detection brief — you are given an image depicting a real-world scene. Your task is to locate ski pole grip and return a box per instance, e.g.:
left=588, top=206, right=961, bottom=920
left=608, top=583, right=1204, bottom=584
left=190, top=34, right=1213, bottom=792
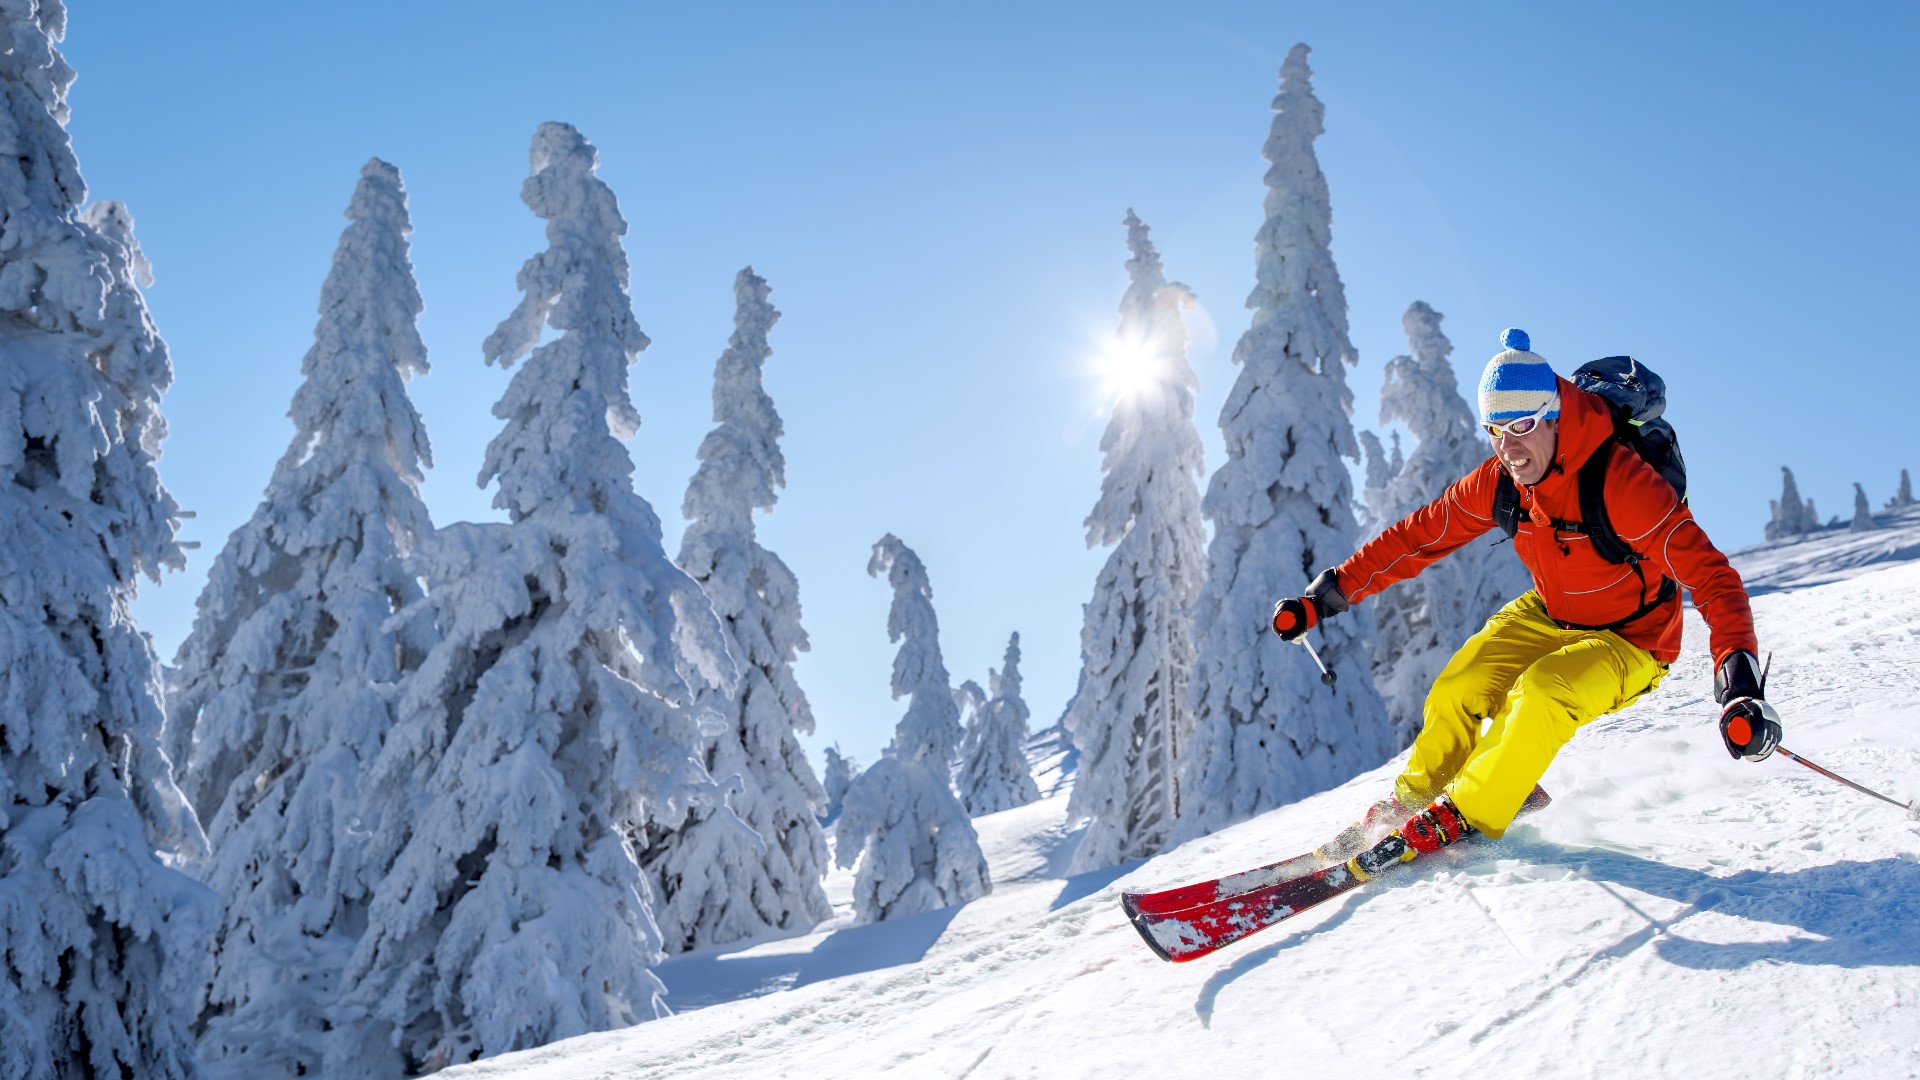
left=1726, top=713, right=1752, bottom=746
left=1272, top=597, right=1318, bottom=639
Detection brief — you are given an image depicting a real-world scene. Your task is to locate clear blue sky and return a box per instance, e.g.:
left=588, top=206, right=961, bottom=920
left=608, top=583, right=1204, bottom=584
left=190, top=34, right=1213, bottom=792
left=67, top=3, right=1917, bottom=771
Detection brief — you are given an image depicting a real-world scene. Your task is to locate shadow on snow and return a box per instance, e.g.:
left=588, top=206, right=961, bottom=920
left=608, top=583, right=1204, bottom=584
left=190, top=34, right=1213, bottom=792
left=657, top=904, right=963, bottom=1013
left=1525, top=842, right=1920, bottom=972
left=1050, top=861, right=1136, bottom=912
left=1191, top=837, right=1920, bottom=1022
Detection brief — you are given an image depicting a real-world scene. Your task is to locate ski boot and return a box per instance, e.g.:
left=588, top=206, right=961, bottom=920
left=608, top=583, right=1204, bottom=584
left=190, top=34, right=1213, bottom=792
left=1399, top=792, right=1475, bottom=854
left=1317, top=794, right=1417, bottom=863
left=1345, top=786, right=1553, bottom=879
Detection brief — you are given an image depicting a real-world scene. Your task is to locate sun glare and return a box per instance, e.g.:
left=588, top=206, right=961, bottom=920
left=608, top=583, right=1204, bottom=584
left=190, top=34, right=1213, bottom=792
left=1092, top=337, right=1162, bottom=402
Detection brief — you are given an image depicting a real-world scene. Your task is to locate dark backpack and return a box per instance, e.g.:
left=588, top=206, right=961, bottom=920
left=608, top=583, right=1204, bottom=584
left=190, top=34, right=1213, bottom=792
left=1491, top=355, right=1688, bottom=629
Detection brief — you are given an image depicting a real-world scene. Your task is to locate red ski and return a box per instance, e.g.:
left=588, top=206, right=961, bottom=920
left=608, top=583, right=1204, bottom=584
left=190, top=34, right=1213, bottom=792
left=1125, top=787, right=1551, bottom=962
left=1121, top=785, right=1550, bottom=919
left=1128, top=850, right=1377, bottom=962
left=1121, top=847, right=1332, bottom=919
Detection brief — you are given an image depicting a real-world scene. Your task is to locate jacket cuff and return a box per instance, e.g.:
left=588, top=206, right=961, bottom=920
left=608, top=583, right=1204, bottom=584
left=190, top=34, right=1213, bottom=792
left=1714, top=650, right=1763, bottom=705
left=1306, top=567, right=1350, bottom=615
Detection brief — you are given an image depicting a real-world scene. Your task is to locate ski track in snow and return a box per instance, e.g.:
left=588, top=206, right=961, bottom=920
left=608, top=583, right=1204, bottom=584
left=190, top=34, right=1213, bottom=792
left=451, top=518, right=1920, bottom=1080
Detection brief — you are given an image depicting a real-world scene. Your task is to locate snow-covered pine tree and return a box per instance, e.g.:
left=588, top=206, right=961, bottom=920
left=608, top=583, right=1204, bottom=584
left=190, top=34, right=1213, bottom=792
left=643, top=267, right=831, bottom=953
left=330, top=123, right=734, bottom=1076
left=956, top=633, right=1040, bottom=817
left=954, top=679, right=988, bottom=764
left=164, top=159, right=438, bottom=1077
left=1177, top=44, right=1394, bottom=841
left=0, top=11, right=213, bottom=1075
left=1766, top=466, right=1812, bottom=540
left=819, top=745, right=859, bottom=826
left=1356, top=430, right=1396, bottom=535
left=1887, top=469, right=1913, bottom=509
left=1851, top=483, right=1876, bottom=532
left=1361, top=303, right=1530, bottom=746
left=835, top=536, right=991, bottom=922
left=1062, top=210, right=1207, bottom=871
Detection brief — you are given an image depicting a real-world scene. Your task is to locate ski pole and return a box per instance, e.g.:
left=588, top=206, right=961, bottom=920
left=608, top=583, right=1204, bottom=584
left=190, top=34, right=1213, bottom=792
left=1299, top=637, right=1337, bottom=689
left=1775, top=746, right=1918, bottom=818
left=1271, top=599, right=1336, bottom=690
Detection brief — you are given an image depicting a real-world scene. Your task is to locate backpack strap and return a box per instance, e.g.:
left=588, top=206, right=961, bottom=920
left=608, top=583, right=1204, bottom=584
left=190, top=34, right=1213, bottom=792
left=1576, top=433, right=1634, bottom=565
left=1492, top=467, right=1585, bottom=542
left=1573, top=431, right=1677, bottom=624
left=1492, top=470, right=1522, bottom=541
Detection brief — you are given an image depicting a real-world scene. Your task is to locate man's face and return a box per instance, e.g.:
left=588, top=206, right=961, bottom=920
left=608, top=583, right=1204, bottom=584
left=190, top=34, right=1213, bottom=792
left=1490, top=418, right=1558, bottom=486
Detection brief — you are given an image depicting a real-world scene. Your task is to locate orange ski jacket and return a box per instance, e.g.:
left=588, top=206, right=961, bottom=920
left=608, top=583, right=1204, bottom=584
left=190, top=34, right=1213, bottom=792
left=1335, top=376, right=1758, bottom=667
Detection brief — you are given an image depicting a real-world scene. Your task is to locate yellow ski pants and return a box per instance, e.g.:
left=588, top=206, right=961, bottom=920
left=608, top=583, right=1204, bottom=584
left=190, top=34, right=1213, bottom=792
left=1392, top=591, right=1668, bottom=837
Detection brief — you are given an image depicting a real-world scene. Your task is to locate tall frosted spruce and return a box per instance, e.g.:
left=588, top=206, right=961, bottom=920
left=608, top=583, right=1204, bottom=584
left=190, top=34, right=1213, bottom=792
left=1890, top=469, right=1914, bottom=510
left=1063, top=211, right=1207, bottom=871
left=1356, top=429, right=1402, bottom=534
left=819, top=745, right=858, bottom=825
left=1178, top=44, right=1394, bottom=841
left=644, top=267, right=832, bottom=951
left=0, top=7, right=212, bottom=1077
left=955, top=633, right=1040, bottom=816
left=1766, top=466, right=1814, bottom=540
left=835, top=536, right=991, bottom=922
left=1360, top=302, right=1528, bottom=746
left=331, top=124, right=734, bottom=1076
left=1850, top=484, right=1876, bottom=532
left=164, top=159, right=438, bottom=1077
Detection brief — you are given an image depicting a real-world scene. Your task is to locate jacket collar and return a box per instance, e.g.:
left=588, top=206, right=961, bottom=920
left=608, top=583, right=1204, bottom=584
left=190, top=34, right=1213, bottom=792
left=1533, top=375, right=1612, bottom=489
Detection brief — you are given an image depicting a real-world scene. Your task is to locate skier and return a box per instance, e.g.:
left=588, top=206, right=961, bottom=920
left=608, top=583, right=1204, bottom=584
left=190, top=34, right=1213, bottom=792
left=1272, top=329, right=1781, bottom=856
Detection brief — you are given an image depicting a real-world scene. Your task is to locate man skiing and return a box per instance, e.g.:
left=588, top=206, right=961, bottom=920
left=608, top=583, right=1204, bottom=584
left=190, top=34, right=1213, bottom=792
left=1273, top=328, right=1782, bottom=857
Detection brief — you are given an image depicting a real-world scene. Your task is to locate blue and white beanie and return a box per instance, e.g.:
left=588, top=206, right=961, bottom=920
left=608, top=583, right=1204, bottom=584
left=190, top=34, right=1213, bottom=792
left=1477, top=328, right=1560, bottom=425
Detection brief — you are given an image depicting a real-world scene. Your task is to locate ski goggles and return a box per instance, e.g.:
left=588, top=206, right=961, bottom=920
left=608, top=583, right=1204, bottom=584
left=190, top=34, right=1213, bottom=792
left=1482, top=394, right=1559, bottom=439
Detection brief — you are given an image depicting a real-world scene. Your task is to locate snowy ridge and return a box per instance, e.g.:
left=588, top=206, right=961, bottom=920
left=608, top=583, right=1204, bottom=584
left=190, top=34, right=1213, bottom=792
left=451, top=521, right=1920, bottom=1078
left=1733, top=500, right=1920, bottom=595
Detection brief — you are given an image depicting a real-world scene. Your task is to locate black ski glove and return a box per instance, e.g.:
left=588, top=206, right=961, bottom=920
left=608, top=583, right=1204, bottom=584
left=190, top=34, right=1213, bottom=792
left=1714, top=650, right=1781, bottom=761
left=1272, top=568, right=1349, bottom=642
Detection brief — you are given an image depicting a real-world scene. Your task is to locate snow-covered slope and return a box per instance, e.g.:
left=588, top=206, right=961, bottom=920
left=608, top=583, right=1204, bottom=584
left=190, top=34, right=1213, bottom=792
left=452, top=518, right=1920, bottom=1080
left=1736, top=501, right=1920, bottom=595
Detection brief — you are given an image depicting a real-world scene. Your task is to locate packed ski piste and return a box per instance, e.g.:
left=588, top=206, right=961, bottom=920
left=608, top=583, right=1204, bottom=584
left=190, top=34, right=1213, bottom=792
left=450, top=345, right=1920, bottom=1078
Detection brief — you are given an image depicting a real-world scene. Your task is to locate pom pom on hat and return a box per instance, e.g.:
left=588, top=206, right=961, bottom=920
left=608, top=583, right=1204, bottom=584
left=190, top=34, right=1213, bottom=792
left=1479, top=327, right=1559, bottom=425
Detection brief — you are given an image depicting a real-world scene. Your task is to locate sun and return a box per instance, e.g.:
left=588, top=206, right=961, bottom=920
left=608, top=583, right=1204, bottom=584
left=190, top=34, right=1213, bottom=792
left=1091, top=336, right=1162, bottom=402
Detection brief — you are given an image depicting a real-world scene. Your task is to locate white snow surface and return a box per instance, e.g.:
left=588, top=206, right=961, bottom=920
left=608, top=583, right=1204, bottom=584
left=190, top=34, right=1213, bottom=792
left=445, top=513, right=1920, bottom=1079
